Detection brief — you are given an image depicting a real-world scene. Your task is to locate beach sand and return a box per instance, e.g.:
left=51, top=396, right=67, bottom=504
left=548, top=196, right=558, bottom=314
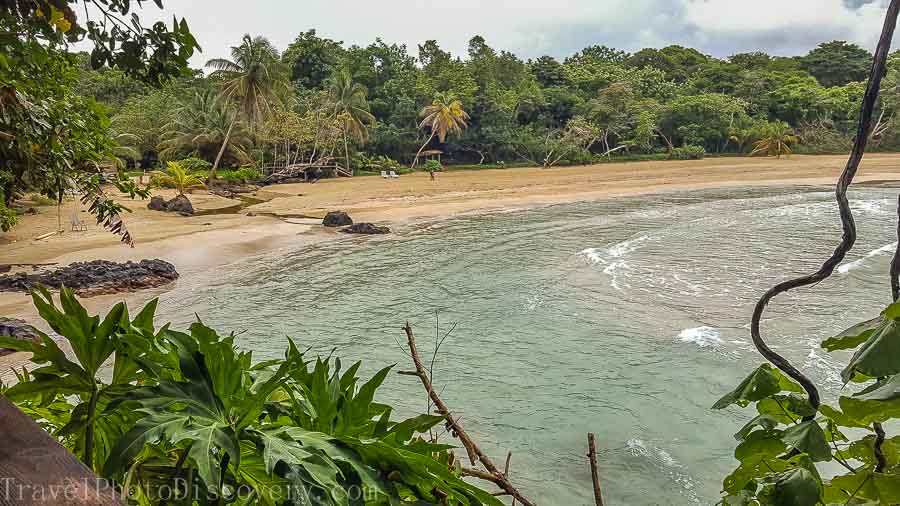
left=4, top=153, right=900, bottom=322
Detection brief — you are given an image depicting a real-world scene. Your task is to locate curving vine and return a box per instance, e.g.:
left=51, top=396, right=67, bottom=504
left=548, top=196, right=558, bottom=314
left=749, top=0, right=900, bottom=420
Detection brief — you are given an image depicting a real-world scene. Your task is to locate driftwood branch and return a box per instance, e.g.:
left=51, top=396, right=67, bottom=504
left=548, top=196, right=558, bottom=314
left=749, top=0, right=900, bottom=419
left=587, top=433, right=604, bottom=506
left=401, top=323, right=537, bottom=506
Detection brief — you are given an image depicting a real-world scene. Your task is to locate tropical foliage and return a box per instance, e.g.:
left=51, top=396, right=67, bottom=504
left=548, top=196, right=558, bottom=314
left=151, top=161, right=206, bottom=195
left=205, top=35, right=287, bottom=179
left=70, top=33, right=900, bottom=182
left=415, top=94, right=470, bottom=166
left=713, top=303, right=900, bottom=506
left=327, top=70, right=376, bottom=173
left=1, top=288, right=501, bottom=505
left=0, top=0, right=196, bottom=240
left=751, top=122, right=800, bottom=158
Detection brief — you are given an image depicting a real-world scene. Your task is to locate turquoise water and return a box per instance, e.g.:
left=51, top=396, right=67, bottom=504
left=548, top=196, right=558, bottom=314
left=155, top=186, right=900, bottom=505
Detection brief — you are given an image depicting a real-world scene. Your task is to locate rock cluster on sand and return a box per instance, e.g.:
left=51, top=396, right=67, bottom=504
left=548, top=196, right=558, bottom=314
left=0, top=318, right=41, bottom=356
left=0, top=259, right=179, bottom=297
left=342, top=223, right=390, bottom=235
left=323, top=211, right=353, bottom=227
left=148, top=194, right=195, bottom=215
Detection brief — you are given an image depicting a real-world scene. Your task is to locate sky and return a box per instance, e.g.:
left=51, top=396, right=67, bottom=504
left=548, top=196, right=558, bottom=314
left=129, top=0, right=896, bottom=66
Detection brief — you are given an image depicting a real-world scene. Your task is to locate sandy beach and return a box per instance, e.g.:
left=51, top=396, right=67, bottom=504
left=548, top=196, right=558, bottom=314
left=4, top=153, right=900, bottom=321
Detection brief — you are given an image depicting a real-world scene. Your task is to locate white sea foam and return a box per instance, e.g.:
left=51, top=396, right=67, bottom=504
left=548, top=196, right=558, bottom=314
left=626, top=439, right=700, bottom=503
left=608, top=234, right=652, bottom=258
left=578, top=234, right=654, bottom=290
left=852, top=199, right=889, bottom=215
left=579, top=247, right=604, bottom=264
left=677, top=327, right=723, bottom=348
left=838, top=242, right=898, bottom=274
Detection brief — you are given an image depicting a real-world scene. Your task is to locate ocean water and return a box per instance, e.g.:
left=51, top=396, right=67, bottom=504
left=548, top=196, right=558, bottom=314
left=153, top=185, right=900, bottom=505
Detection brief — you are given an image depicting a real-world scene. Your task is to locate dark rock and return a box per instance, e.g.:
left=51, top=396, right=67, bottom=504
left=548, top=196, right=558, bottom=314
left=165, top=194, right=195, bottom=215
left=0, top=259, right=179, bottom=297
left=24, top=207, right=38, bottom=215
left=147, top=196, right=168, bottom=211
left=0, top=318, right=41, bottom=356
left=342, top=223, right=390, bottom=235
left=323, top=211, right=353, bottom=227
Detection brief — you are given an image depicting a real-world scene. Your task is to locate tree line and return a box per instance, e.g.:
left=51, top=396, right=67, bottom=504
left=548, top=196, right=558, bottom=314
left=80, top=32, right=900, bottom=180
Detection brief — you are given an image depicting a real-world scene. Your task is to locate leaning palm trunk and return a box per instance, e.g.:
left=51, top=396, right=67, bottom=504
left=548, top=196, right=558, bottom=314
left=343, top=127, right=352, bottom=176
left=413, top=130, right=437, bottom=168
left=210, top=115, right=237, bottom=184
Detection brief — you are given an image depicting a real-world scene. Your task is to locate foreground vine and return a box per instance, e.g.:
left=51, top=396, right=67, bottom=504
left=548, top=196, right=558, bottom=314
left=715, top=2, right=900, bottom=505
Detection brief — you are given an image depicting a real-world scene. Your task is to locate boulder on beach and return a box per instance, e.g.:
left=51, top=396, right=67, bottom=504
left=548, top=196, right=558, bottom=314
left=342, top=223, right=390, bottom=235
left=147, top=196, right=167, bottom=211
left=147, top=194, right=195, bottom=215
left=0, top=259, right=180, bottom=297
left=323, top=211, right=353, bottom=227
left=0, top=317, right=41, bottom=356
left=165, top=194, right=195, bottom=215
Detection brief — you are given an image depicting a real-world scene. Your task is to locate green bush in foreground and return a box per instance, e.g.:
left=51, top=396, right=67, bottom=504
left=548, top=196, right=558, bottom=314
left=715, top=302, right=900, bottom=505
left=1, top=288, right=499, bottom=505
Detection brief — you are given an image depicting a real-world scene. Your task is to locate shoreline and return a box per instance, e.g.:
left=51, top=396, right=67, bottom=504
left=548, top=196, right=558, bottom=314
left=4, top=154, right=900, bottom=323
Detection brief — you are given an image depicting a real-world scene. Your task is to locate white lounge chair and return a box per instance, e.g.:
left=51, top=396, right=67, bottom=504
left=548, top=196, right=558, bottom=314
left=70, top=213, right=88, bottom=232
left=389, top=171, right=400, bottom=179
left=381, top=170, right=389, bottom=179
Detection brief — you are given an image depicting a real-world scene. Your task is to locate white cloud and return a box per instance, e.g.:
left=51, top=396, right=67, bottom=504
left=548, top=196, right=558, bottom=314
left=95, top=0, right=898, bottom=66
left=683, top=0, right=893, bottom=52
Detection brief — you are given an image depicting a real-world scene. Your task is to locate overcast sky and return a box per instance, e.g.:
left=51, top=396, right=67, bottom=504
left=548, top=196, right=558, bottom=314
left=132, top=0, right=896, bottom=66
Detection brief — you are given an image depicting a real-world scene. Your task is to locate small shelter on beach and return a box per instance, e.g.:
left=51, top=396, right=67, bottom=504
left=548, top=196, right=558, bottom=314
left=419, top=149, right=443, bottom=163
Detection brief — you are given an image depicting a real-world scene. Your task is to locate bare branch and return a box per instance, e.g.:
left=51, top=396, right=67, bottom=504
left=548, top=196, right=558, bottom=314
left=402, top=323, right=537, bottom=506
left=587, top=433, right=605, bottom=506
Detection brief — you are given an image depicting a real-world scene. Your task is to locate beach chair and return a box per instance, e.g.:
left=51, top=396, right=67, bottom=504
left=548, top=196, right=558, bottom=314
left=381, top=170, right=389, bottom=179
left=70, top=212, right=88, bottom=232
left=389, top=171, right=400, bottom=179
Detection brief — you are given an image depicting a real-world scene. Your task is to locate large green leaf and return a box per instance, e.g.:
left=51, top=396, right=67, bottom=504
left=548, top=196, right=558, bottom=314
left=735, top=430, right=786, bottom=461
left=106, top=328, right=242, bottom=492
left=843, top=317, right=900, bottom=382
left=772, top=468, right=822, bottom=506
left=781, top=420, right=831, bottom=462
left=823, top=316, right=882, bottom=352
left=714, top=365, right=801, bottom=410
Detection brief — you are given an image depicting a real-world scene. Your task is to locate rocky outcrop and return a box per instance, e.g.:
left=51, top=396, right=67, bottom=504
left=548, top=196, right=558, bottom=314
left=147, top=194, right=195, bottom=215
left=323, top=211, right=353, bottom=227
left=342, top=223, right=390, bottom=235
left=0, top=318, right=41, bottom=356
left=166, top=194, right=195, bottom=215
left=0, top=259, right=179, bottom=297
left=147, top=196, right=167, bottom=211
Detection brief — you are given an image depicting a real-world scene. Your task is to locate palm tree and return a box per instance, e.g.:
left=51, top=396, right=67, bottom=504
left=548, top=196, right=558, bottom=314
left=728, top=126, right=758, bottom=154
left=326, top=70, right=375, bottom=175
left=415, top=93, right=470, bottom=167
left=205, top=35, right=286, bottom=181
left=160, top=90, right=252, bottom=165
left=751, top=122, right=800, bottom=159
left=151, top=162, right=206, bottom=195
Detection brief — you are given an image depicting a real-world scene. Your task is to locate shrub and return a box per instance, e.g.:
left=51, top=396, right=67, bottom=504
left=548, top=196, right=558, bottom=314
left=219, top=167, right=262, bottom=184
left=176, top=156, right=213, bottom=173
left=0, top=201, right=16, bottom=232
left=150, top=161, right=206, bottom=195
left=424, top=159, right=442, bottom=173
left=670, top=145, right=706, bottom=160
left=356, top=154, right=404, bottom=173
left=26, top=193, right=56, bottom=206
